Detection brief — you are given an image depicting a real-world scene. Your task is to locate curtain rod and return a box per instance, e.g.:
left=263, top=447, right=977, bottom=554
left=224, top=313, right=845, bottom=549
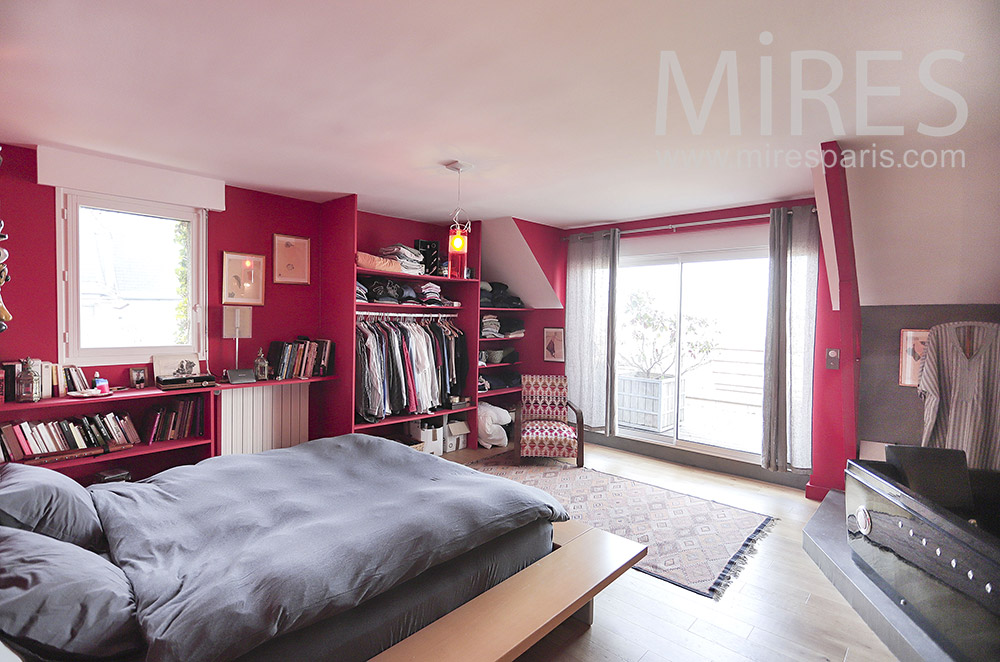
left=619, top=213, right=771, bottom=236
left=355, top=310, right=458, bottom=319
left=564, top=213, right=769, bottom=240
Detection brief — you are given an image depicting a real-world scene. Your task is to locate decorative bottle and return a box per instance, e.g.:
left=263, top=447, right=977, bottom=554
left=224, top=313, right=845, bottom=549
left=15, top=357, right=40, bottom=403
left=254, top=348, right=268, bottom=381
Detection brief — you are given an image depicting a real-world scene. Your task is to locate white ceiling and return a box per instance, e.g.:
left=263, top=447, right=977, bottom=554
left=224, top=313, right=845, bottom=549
left=0, top=1, right=997, bottom=228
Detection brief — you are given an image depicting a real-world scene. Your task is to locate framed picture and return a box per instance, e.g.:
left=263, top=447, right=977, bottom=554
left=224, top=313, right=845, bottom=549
left=153, top=353, right=201, bottom=379
left=273, top=234, right=310, bottom=284
left=129, top=367, right=147, bottom=389
left=222, top=252, right=265, bottom=305
left=543, top=327, right=565, bottom=363
left=899, top=329, right=930, bottom=387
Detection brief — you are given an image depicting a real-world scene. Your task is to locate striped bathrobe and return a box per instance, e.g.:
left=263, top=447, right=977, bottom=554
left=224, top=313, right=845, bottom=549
left=918, top=321, right=1000, bottom=470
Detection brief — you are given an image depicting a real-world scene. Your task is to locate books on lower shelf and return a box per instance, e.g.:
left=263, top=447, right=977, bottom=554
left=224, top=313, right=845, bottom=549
left=142, top=395, right=205, bottom=444
left=266, top=338, right=333, bottom=380
left=0, top=411, right=142, bottom=465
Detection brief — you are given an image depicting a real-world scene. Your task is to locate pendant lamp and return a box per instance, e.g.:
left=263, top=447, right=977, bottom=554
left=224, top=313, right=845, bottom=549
left=445, top=160, right=472, bottom=279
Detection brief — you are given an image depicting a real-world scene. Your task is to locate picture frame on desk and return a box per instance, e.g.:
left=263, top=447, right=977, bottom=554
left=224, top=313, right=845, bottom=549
left=129, top=367, right=147, bottom=389
left=222, top=252, right=265, bottom=305
left=273, top=234, right=310, bottom=285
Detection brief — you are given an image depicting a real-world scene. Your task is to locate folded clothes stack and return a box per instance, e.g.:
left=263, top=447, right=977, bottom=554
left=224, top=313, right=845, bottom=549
left=483, top=371, right=521, bottom=390
left=400, top=284, right=420, bottom=305
left=356, top=251, right=403, bottom=273
left=355, top=281, right=368, bottom=302
left=361, top=277, right=405, bottom=303
left=480, top=281, right=525, bottom=308
left=499, top=316, right=525, bottom=339
left=481, top=314, right=501, bottom=338
left=419, top=282, right=442, bottom=305
left=380, top=244, right=425, bottom=275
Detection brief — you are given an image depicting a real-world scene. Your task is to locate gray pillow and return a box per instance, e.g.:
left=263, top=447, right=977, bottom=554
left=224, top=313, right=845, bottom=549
left=0, top=526, right=144, bottom=658
left=0, top=463, right=106, bottom=551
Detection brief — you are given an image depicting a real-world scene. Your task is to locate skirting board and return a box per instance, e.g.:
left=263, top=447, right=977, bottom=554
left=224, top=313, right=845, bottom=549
left=802, top=491, right=950, bottom=662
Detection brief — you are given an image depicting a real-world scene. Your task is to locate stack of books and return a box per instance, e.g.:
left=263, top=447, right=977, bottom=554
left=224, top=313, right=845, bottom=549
left=266, top=338, right=333, bottom=380
left=142, top=396, right=204, bottom=443
left=0, top=412, right=140, bottom=465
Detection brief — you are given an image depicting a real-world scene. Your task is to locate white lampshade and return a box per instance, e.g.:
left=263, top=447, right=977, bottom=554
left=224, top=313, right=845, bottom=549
left=222, top=306, right=252, bottom=339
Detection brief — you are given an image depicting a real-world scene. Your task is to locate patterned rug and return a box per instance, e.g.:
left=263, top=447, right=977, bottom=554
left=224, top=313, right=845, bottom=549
left=471, top=456, right=774, bottom=598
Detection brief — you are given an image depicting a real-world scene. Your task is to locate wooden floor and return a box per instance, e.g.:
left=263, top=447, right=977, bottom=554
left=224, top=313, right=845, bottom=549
left=506, top=444, right=898, bottom=662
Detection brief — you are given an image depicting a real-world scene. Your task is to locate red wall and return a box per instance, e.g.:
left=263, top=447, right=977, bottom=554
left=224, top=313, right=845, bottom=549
left=206, top=186, right=323, bottom=373
left=0, top=145, right=59, bottom=363
left=0, top=145, right=325, bottom=387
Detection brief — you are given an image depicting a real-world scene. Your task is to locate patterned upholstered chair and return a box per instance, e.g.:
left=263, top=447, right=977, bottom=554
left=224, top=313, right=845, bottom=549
left=516, top=374, right=584, bottom=467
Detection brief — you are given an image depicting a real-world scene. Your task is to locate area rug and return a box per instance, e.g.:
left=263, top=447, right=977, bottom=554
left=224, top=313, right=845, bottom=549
left=471, top=457, right=774, bottom=598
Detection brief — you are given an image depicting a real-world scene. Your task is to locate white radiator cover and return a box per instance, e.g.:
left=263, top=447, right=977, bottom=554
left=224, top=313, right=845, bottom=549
left=219, top=382, right=310, bottom=455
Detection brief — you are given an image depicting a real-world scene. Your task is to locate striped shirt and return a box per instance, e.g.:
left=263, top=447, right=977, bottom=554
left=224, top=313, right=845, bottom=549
left=918, top=321, right=1000, bottom=470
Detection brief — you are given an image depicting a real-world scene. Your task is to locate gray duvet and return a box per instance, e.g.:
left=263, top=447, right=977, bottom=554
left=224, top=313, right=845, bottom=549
left=88, top=434, right=567, bottom=662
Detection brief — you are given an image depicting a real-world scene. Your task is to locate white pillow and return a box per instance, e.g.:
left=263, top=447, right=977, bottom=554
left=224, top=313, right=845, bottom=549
left=477, top=402, right=512, bottom=448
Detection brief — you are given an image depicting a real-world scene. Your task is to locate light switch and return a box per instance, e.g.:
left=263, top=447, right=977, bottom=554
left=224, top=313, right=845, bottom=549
left=826, top=348, right=840, bottom=369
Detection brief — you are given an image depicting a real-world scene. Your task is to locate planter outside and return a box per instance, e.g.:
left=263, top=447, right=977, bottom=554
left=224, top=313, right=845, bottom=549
left=616, top=374, right=684, bottom=433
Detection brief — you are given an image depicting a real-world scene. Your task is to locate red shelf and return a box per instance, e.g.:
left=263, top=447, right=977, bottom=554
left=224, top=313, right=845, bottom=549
left=354, top=404, right=477, bottom=431
left=480, top=307, right=534, bottom=312
left=478, top=387, right=523, bottom=398
left=356, top=301, right=462, bottom=312
left=25, top=438, right=213, bottom=471
left=356, top=268, right=478, bottom=285
left=0, top=375, right=337, bottom=413
left=478, top=337, right=526, bottom=342
left=478, top=362, right=521, bottom=369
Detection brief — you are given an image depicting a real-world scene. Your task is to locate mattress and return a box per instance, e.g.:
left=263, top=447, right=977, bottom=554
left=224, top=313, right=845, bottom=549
left=237, top=518, right=553, bottom=662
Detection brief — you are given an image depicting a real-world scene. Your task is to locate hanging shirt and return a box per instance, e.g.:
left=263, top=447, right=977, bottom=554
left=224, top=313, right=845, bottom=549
left=918, top=321, right=1000, bottom=470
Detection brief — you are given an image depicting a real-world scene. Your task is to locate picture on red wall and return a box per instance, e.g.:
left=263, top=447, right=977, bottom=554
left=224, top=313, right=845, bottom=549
left=543, top=327, right=565, bottom=363
left=222, top=252, right=265, bottom=305
left=273, top=234, right=310, bottom=284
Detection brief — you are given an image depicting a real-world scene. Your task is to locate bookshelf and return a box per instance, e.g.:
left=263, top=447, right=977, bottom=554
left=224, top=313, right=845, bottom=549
left=0, top=376, right=336, bottom=484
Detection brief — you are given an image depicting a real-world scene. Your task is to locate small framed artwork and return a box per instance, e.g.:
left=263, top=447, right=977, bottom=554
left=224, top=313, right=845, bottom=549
left=899, top=329, right=930, bottom=387
left=129, top=367, right=147, bottom=389
left=222, top=252, right=265, bottom=305
left=543, top=327, right=565, bottom=363
left=273, top=234, right=310, bottom=284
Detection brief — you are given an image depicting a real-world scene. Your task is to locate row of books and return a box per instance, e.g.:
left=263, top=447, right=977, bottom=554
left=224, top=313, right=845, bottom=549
left=0, top=360, right=95, bottom=402
left=0, top=412, right=140, bottom=465
left=267, top=338, right=333, bottom=380
left=143, top=396, right=204, bottom=443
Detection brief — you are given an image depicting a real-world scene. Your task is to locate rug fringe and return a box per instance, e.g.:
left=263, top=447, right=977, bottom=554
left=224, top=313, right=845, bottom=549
left=710, top=516, right=778, bottom=601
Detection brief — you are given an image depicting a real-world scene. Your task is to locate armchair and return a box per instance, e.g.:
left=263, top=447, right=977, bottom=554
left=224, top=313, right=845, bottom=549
left=516, top=374, right=584, bottom=467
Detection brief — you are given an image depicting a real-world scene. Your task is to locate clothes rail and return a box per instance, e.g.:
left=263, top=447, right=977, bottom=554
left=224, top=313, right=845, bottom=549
left=355, top=311, right=458, bottom=319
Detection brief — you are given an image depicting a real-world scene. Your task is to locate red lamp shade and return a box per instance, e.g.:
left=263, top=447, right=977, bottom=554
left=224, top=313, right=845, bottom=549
left=448, top=226, right=468, bottom=279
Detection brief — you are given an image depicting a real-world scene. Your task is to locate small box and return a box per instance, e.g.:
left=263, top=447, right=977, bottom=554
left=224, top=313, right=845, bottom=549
left=423, top=438, right=444, bottom=456
left=406, top=421, right=443, bottom=443
left=444, top=420, right=470, bottom=453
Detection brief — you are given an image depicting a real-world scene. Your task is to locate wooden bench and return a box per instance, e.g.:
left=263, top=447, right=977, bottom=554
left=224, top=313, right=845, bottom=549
left=372, top=520, right=647, bottom=662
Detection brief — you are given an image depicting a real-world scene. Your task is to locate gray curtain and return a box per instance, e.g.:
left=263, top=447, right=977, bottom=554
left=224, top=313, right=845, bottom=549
left=762, top=206, right=819, bottom=472
left=565, top=229, right=619, bottom=433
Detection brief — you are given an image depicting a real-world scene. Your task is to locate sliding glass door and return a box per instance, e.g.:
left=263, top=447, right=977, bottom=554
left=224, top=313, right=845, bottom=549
left=615, top=248, right=769, bottom=460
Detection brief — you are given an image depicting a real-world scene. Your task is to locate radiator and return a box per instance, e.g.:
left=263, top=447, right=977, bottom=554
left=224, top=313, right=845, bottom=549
left=219, top=382, right=310, bottom=455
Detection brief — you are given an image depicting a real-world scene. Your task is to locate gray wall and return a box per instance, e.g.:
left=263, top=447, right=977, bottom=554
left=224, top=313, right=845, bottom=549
left=859, top=304, right=1000, bottom=444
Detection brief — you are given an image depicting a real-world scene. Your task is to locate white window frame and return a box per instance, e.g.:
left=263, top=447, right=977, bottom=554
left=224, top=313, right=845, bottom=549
left=616, top=245, right=769, bottom=464
left=56, top=188, right=208, bottom=366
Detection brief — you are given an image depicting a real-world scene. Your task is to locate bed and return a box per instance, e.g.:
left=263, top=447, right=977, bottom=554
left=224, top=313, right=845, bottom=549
left=0, top=434, right=570, bottom=662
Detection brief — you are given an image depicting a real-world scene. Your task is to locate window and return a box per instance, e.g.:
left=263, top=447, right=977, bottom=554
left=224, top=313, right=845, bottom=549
left=614, top=224, right=770, bottom=462
left=57, top=189, right=206, bottom=366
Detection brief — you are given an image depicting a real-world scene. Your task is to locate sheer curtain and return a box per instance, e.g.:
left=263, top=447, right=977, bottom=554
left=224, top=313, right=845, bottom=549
left=762, top=206, right=819, bottom=472
left=565, top=229, right=620, bottom=433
